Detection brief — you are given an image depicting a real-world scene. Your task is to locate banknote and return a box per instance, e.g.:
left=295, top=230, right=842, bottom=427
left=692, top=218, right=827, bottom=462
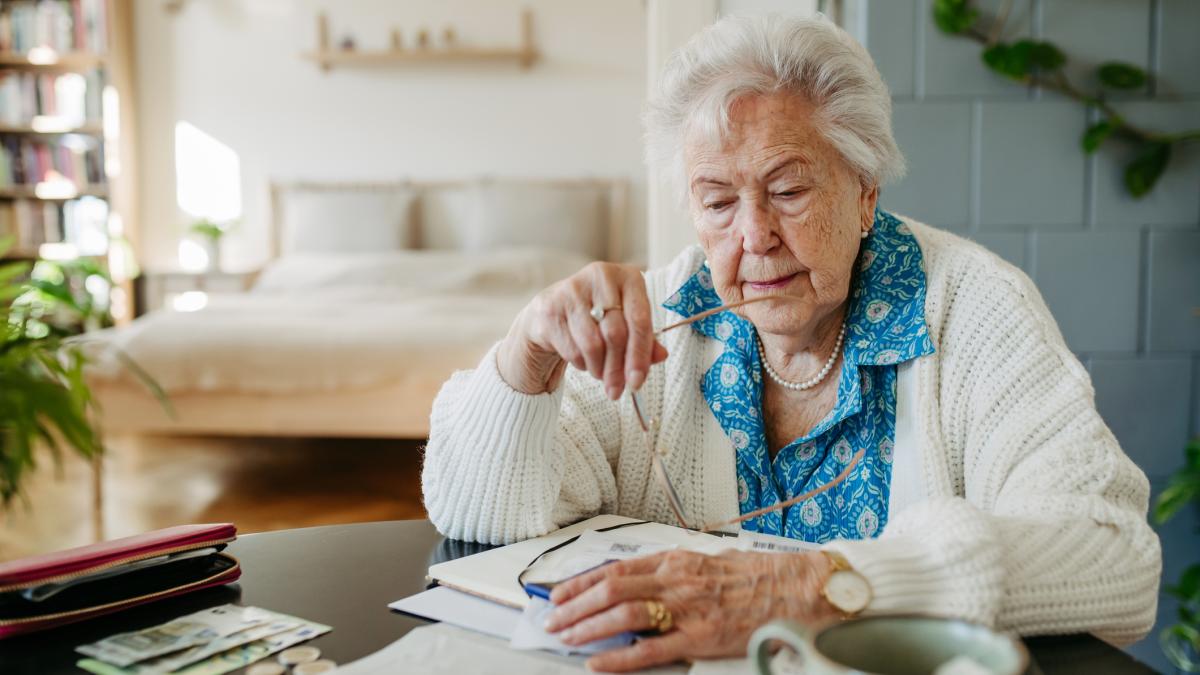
left=76, top=605, right=275, bottom=667
left=138, top=617, right=299, bottom=674
left=77, top=619, right=332, bottom=675
left=95, top=616, right=301, bottom=675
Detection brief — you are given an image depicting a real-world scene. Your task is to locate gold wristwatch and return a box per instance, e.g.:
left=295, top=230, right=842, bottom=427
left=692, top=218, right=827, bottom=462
left=820, top=550, right=872, bottom=616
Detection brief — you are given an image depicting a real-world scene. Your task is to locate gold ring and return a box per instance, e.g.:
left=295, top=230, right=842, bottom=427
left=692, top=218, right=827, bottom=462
left=590, top=303, right=623, bottom=322
left=645, top=599, right=674, bottom=633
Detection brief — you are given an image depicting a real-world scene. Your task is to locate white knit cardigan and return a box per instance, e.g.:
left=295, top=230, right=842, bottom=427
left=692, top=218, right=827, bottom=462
left=422, top=218, right=1161, bottom=645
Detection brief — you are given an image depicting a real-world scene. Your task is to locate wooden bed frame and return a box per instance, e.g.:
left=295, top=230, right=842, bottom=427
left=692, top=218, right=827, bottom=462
left=93, top=177, right=630, bottom=439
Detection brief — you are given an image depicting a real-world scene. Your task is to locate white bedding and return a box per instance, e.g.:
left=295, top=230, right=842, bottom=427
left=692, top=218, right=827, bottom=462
left=86, top=248, right=589, bottom=395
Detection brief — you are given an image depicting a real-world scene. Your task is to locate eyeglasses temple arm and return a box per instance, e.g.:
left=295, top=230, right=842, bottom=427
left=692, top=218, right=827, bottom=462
left=654, top=294, right=794, bottom=336
left=699, top=449, right=866, bottom=533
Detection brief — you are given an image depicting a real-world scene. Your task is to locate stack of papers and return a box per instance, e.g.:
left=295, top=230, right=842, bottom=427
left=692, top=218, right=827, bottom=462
left=425, top=515, right=734, bottom=610
left=371, top=515, right=818, bottom=673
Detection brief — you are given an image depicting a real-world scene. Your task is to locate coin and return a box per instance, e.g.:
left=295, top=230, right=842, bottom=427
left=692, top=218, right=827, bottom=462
left=278, top=645, right=321, bottom=666
left=293, top=660, right=338, bottom=675
left=246, top=664, right=286, bottom=675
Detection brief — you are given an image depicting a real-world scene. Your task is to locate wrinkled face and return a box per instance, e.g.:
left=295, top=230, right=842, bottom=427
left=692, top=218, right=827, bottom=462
left=685, top=92, right=878, bottom=338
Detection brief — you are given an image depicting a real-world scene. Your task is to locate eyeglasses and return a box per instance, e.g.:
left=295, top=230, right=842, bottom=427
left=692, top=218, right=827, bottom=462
left=630, top=389, right=690, bottom=528
left=631, top=294, right=863, bottom=533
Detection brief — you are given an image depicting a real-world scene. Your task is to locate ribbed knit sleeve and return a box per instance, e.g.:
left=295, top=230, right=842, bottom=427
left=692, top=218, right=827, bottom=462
left=826, top=230, right=1161, bottom=645
left=421, top=343, right=622, bottom=545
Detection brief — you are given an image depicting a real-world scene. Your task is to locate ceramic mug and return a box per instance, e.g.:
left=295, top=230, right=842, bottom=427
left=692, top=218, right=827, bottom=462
left=749, top=615, right=1029, bottom=675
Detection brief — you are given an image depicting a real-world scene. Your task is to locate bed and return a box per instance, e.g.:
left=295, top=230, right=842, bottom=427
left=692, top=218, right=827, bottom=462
left=85, top=178, right=629, bottom=438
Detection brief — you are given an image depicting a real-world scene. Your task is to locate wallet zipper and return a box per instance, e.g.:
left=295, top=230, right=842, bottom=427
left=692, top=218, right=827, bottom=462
left=0, top=538, right=236, bottom=593
left=0, top=553, right=240, bottom=627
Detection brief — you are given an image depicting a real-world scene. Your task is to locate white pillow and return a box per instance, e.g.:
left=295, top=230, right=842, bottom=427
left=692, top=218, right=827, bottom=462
left=252, top=247, right=591, bottom=295
left=279, top=185, right=416, bottom=255
left=417, top=185, right=473, bottom=250
left=419, top=182, right=609, bottom=259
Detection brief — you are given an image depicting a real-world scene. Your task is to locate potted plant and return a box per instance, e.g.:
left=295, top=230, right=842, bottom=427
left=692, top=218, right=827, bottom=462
left=0, top=237, right=166, bottom=506
left=187, top=219, right=230, bottom=272
left=1155, top=437, right=1200, bottom=671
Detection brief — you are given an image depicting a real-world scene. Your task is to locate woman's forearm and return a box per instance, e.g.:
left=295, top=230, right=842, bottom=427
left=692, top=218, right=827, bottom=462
left=826, top=492, right=1159, bottom=644
left=422, top=344, right=569, bottom=544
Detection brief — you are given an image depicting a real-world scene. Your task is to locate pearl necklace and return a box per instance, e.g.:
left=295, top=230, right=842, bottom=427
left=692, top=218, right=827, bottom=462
left=757, top=323, right=846, bottom=391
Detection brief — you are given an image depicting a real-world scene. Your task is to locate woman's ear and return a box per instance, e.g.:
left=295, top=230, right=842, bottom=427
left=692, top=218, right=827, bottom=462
left=859, top=181, right=880, bottom=230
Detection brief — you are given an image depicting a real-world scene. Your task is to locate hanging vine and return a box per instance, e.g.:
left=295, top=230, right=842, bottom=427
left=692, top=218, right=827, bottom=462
left=934, top=0, right=1200, bottom=198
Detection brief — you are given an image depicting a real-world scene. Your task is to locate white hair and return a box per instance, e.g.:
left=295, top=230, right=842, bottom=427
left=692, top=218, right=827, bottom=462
left=644, top=13, right=905, bottom=201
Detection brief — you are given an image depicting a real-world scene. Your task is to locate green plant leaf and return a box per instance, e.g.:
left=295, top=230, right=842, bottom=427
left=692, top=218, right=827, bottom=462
left=1098, top=62, right=1147, bottom=90
left=1167, top=565, right=1200, bottom=604
left=1125, top=141, right=1171, bottom=198
left=189, top=219, right=224, bottom=241
left=1182, top=604, right=1198, bottom=625
left=1027, top=40, right=1066, bottom=71
left=1082, top=120, right=1116, bottom=154
left=982, top=43, right=1026, bottom=79
left=933, top=0, right=979, bottom=34
left=1155, top=468, right=1200, bottom=524
left=1161, top=623, right=1200, bottom=672
left=982, top=40, right=1064, bottom=80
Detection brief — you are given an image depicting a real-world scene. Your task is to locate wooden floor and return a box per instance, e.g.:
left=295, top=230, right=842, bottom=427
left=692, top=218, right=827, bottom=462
left=0, top=434, right=427, bottom=561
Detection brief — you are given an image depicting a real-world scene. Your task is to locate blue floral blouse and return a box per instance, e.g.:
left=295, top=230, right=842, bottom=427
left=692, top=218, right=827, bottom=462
left=662, top=209, right=935, bottom=543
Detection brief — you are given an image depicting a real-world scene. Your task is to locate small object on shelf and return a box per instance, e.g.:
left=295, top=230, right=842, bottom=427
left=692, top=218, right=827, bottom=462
left=317, top=13, right=329, bottom=43
left=339, top=35, right=356, bottom=52
left=390, top=28, right=403, bottom=51
left=442, top=26, right=457, bottom=47
left=416, top=28, right=430, bottom=49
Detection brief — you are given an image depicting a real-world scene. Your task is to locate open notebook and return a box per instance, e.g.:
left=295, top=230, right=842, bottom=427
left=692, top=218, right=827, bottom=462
left=427, top=515, right=739, bottom=610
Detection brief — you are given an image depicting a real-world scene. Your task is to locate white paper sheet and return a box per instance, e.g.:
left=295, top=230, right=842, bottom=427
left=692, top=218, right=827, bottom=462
left=389, top=587, right=521, bottom=640
left=336, top=623, right=592, bottom=675
left=510, top=595, right=633, bottom=656
left=337, top=623, right=739, bottom=675
left=381, top=593, right=756, bottom=674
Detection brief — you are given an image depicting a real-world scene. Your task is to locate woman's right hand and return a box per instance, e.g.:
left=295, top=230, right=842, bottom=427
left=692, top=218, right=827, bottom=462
left=497, top=262, right=669, bottom=398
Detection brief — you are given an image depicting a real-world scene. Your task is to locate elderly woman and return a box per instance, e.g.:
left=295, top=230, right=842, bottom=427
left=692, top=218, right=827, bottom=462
left=422, top=13, right=1160, bottom=672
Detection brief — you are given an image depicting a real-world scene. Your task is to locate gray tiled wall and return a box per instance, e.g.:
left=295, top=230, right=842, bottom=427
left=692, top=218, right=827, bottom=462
left=864, top=0, right=1199, bottom=670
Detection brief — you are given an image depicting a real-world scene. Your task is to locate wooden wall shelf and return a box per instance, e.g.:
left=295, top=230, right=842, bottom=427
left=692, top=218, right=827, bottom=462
left=0, top=51, right=106, bottom=71
left=0, top=123, right=104, bottom=135
left=303, top=9, right=538, bottom=72
left=0, top=186, right=109, bottom=200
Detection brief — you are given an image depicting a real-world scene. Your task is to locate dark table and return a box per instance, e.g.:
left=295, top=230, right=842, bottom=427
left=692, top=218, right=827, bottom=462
left=0, top=520, right=1157, bottom=674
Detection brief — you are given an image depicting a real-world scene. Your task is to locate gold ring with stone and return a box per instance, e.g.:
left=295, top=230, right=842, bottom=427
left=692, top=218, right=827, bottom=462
left=645, top=599, right=674, bottom=633
left=590, top=303, right=623, bottom=322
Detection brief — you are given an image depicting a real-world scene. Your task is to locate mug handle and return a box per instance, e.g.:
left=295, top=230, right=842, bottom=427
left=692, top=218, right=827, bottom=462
left=749, top=620, right=815, bottom=675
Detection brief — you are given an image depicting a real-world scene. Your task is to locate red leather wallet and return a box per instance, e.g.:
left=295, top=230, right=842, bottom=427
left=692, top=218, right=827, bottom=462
left=0, top=523, right=241, bottom=639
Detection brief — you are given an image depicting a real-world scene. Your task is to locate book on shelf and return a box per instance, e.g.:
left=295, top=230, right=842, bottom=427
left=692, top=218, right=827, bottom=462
left=0, top=0, right=107, bottom=56
left=0, top=193, right=106, bottom=257
left=0, top=134, right=104, bottom=187
left=0, top=70, right=100, bottom=125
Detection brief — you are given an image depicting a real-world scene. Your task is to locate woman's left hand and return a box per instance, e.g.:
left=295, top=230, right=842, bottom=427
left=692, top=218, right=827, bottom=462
left=544, top=549, right=840, bottom=672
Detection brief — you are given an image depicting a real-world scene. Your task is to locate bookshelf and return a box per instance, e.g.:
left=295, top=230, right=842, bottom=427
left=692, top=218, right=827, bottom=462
left=0, top=0, right=139, bottom=321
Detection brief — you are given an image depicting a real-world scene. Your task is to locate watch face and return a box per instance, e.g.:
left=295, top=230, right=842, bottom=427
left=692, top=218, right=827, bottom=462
left=826, top=570, right=871, bottom=614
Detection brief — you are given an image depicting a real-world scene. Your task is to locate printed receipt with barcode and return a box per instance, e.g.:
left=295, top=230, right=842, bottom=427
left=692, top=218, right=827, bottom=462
left=735, top=529, right=822, bottom=554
